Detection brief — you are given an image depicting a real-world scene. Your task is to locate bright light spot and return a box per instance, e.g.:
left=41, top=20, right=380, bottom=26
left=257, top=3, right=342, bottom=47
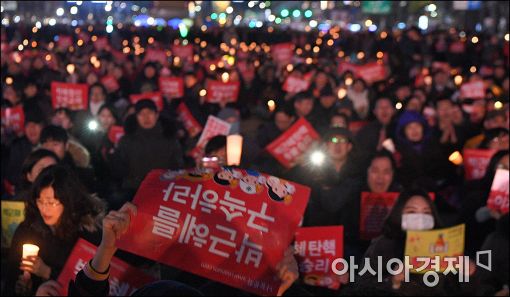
left=2, top=18, right=10, bottom=26
left=195, top=5, right=201, bottom=12
left=267, top=100, right=276, bottom=112
left=66, top=64, right=75, bottom=74
left=310, top=151, right=325, bottom=166
left=45, top=54, right=51, bottom=61
left=6, top=77, right=13, bottom=85
left=397, top=22, right=406, bottom=30
left=505, top=33, right=509, bottom=41
left=70, top=6, right=78, bottom=15
left=14, top=16, right=21, bottom=23
left=259, top=2, right=266, bottom=9
left=345, top=77, right=353, bottom=86
left=248, top=1, right=255, bottom=8
left=0, top=6, right=3, bottom=13
left=369, top=24, right=377, bottom=32
left=56, top=8, right=65, bottom=16
left=105, top=5, right=112, bottom=12
left=31, top=41, right=37, bottom=48
left=49, top=18, right=56, bottom=26
left=448, top=151, right=463, bottom=165
left=357, top=51, right=365, bottom=59
left=226, top=6, right=233, bottom=14
left=365, top=19, right=372, bottom=27
left=309, top=20, right=318, bottom=28
left=292, top=10, right=301, bottom=18
left=35, top=21, right=42, bottom=29
left=256, top=21, right=263, bottom=28
left=199, top=89, right=207, bottom=97
left=304, top=10, right=312, bottom=18
left=286, top=64, right=294, bottom=72
left=430, top=11, right=438, bottom=17
left=427, top=4, right=437, bottom=11
left=221, top=72, right=229, bottom=83
left=268, top=14, right=276, bottom=22
left=454, top=75, right=463, bottom=86
left=471, top=36, right=479, bottom=44
left=71, top=20, right=78, bottom=26
left=459, top=31, right=466, bottom=38
left=23, top=39, right=28, bottom=46
left=106, top=25, right=113, bottom=33
left=320, top=0, right=328, bottom=10
left=147, top=17, right=154, bottom=25
left=281, top=9, right=289, bottom=17
left=494, top=101, right=503, bottom=110
left=201, top=25, right=207, bottom=32
left=418, top=15, right=428, bottom=30
left=470, top=66, right=477, bottom=73
left=313, top=46, right=320, bottom=53
left=88, top=120, right=99, bottom=131
left=396, top=102, right=403, bottom=110
left=349, top=23, right=361, bottom=32
left=134, top=20, right=141, bottom=27
left=337, top=88, right=347, bottom=99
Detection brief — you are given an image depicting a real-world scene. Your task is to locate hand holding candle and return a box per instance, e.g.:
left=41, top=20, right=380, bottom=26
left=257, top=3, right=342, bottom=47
left=20, top=244, right=51, bottom=280
left=21, top=244, right=39, bottom=279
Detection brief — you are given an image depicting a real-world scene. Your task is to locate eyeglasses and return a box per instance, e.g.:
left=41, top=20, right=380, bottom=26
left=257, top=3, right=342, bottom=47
left=329, top=137, right=349, bottom=144
left=36, top=200, right=62, bottom=208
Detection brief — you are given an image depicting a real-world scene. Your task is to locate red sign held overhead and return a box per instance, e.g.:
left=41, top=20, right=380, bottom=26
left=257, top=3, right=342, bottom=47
left=266, top=117, right=320, bottom=169
left=206, top=81, right=240, bottom=104
left=130, top=92, right=164, bottom=111
left=159, top=77, right=184, bottom=99
left=294, top=226, right=344, bottom=290
left=282, top=76, right=311, bottom=94
left=116, top=168, right=311, bottom=296
left=359, top=192, right=400, bottom=240
left=57, top=238, right=157, bottom=296
left=459, top=81, right=486, bottom=100
left=189, top=115, right=231, bottom=159
left=101, top=75, right=120, bottom=93
left=1, top=105, right=25, bottom=136
left=51, top=82, right=89, bottom=111
left=355, top=62, right=387, bottom=84
left=177, top=103, right=203, bottom=138
left=463, top=149, right=497, bottom=180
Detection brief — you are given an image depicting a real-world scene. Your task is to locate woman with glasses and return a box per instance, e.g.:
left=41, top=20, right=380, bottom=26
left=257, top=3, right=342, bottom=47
left=5, top=165, right=105, bottom=296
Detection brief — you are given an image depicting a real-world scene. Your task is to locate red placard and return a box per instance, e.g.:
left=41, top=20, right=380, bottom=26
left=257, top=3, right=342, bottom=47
left=116, top=168, right=311, bottom=296
left=355, top=62, right=387, bottom=84
left=463, top=149, right=497, bottom=180
left=460, top=81, right=486, bottom=99
left=177, top=103, right=203, bottom=138
left=57, top=36, right=73, bottom=50
left=1, top=105, right=25, bottom=135
left=487, top=169, right=509, bottom=215
left=206, top=81, right=240, bottom=104
left=57, top=238, right=157, bottom=296
left=359, top=192, right=400, bottom=240
left=142, top=49, right=167, bottom=65
left=172, top=44, right=193, bottom=62
left=282, top=76, right=310, bottom=94
left=271, top=43, right=294, bottom=66
left=159, top=77, right=184, bottom=99
left=349, top=121, right=369, bottom=135
left=101, top=75, right=120, bottom=93
left=265, top=118, right=320, bottom=169
left=189, top=115, right=231, bottom=159
left=337, top=61, right=359, bottom=76
left=94, top=36, right=109, bottom=51
left=51, top=82, right=89, bottom=111
left=294, top=226, right=343, bottom=290
left=108, top=125, right=125, bottom=145
left=449, top=41, right=466, bottom=54
left=130, top=92, right=164, bottom=111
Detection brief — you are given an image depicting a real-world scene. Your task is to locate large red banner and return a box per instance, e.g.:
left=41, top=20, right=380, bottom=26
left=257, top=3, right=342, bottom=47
left=359, top=192, right=400, bottom=240
left=1, top=105, right=25, bottom=136
left=177, top=103, right=203, bottom=138
left=266, top=118, right=320, bottom=168
left=355, top=62, right=387, bottom=84
left=159, top=77, right=184, bottom=99
left=57, top=238, right=157, bottom=296
left=294, top=226, right=343, bottom=290
left=130, top=92, right=164, bottom=111
left=459, top=81, right=486, bottom=99
left=487, top=169, right=509, bottom=215
left=116, top=168, right=311, bottom=296
left=282, top=76, right=310, bottom=94
left=206, top=81, right=240, bottom=104
left=51, top=82, right=89, bottom=111
left=271, top=43, right=294, bottom=66
left=463, top=149, right=497, bottom=180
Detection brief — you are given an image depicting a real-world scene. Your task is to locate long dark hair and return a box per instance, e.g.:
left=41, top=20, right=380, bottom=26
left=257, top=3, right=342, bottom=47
left=26, top=165, right=105, bottom=240
left=382, top=188, right=443, bottom=240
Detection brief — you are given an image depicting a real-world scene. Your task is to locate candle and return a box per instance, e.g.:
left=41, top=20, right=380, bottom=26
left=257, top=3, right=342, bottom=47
left=22, top=244, right=39, bottom=278
left=227, top=135, right=243, bottom=166
left=221, top=72, right=229, bottom=83
left=448, top=151, right=463, bottom=165
left=267, top=100, right=276, bottom=112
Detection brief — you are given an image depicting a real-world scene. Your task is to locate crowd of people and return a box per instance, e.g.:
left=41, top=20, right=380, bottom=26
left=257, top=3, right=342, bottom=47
left=1, top=21, right=509, bottom=296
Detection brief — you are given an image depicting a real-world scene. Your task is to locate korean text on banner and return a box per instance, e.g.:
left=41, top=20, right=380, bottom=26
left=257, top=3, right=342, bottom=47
left=57, top=238, right=157, bottom=296
left=116, top=168, right=311, bottom=296
left=463, top=149, right=497, bottom=180
left=294, top=226, right=344, bottom=290
left=359, top=192, right=400, bottom=240
left=487, top=169, right=509, bottom=215
left=51, top=82, right=89, bottom=111
left=405, top=224, right=465, bottom=273
left=206, top=81, right=240, bottom=104
left=266, top=118, right=320, bottom=168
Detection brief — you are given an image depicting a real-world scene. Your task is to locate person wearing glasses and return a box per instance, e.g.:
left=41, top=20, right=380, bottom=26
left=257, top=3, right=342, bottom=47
left=5, top=165, right=105, bottom=296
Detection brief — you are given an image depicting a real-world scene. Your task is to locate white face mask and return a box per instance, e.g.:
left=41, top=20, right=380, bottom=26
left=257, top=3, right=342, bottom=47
left=401, top=213, right=434, bottom=231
